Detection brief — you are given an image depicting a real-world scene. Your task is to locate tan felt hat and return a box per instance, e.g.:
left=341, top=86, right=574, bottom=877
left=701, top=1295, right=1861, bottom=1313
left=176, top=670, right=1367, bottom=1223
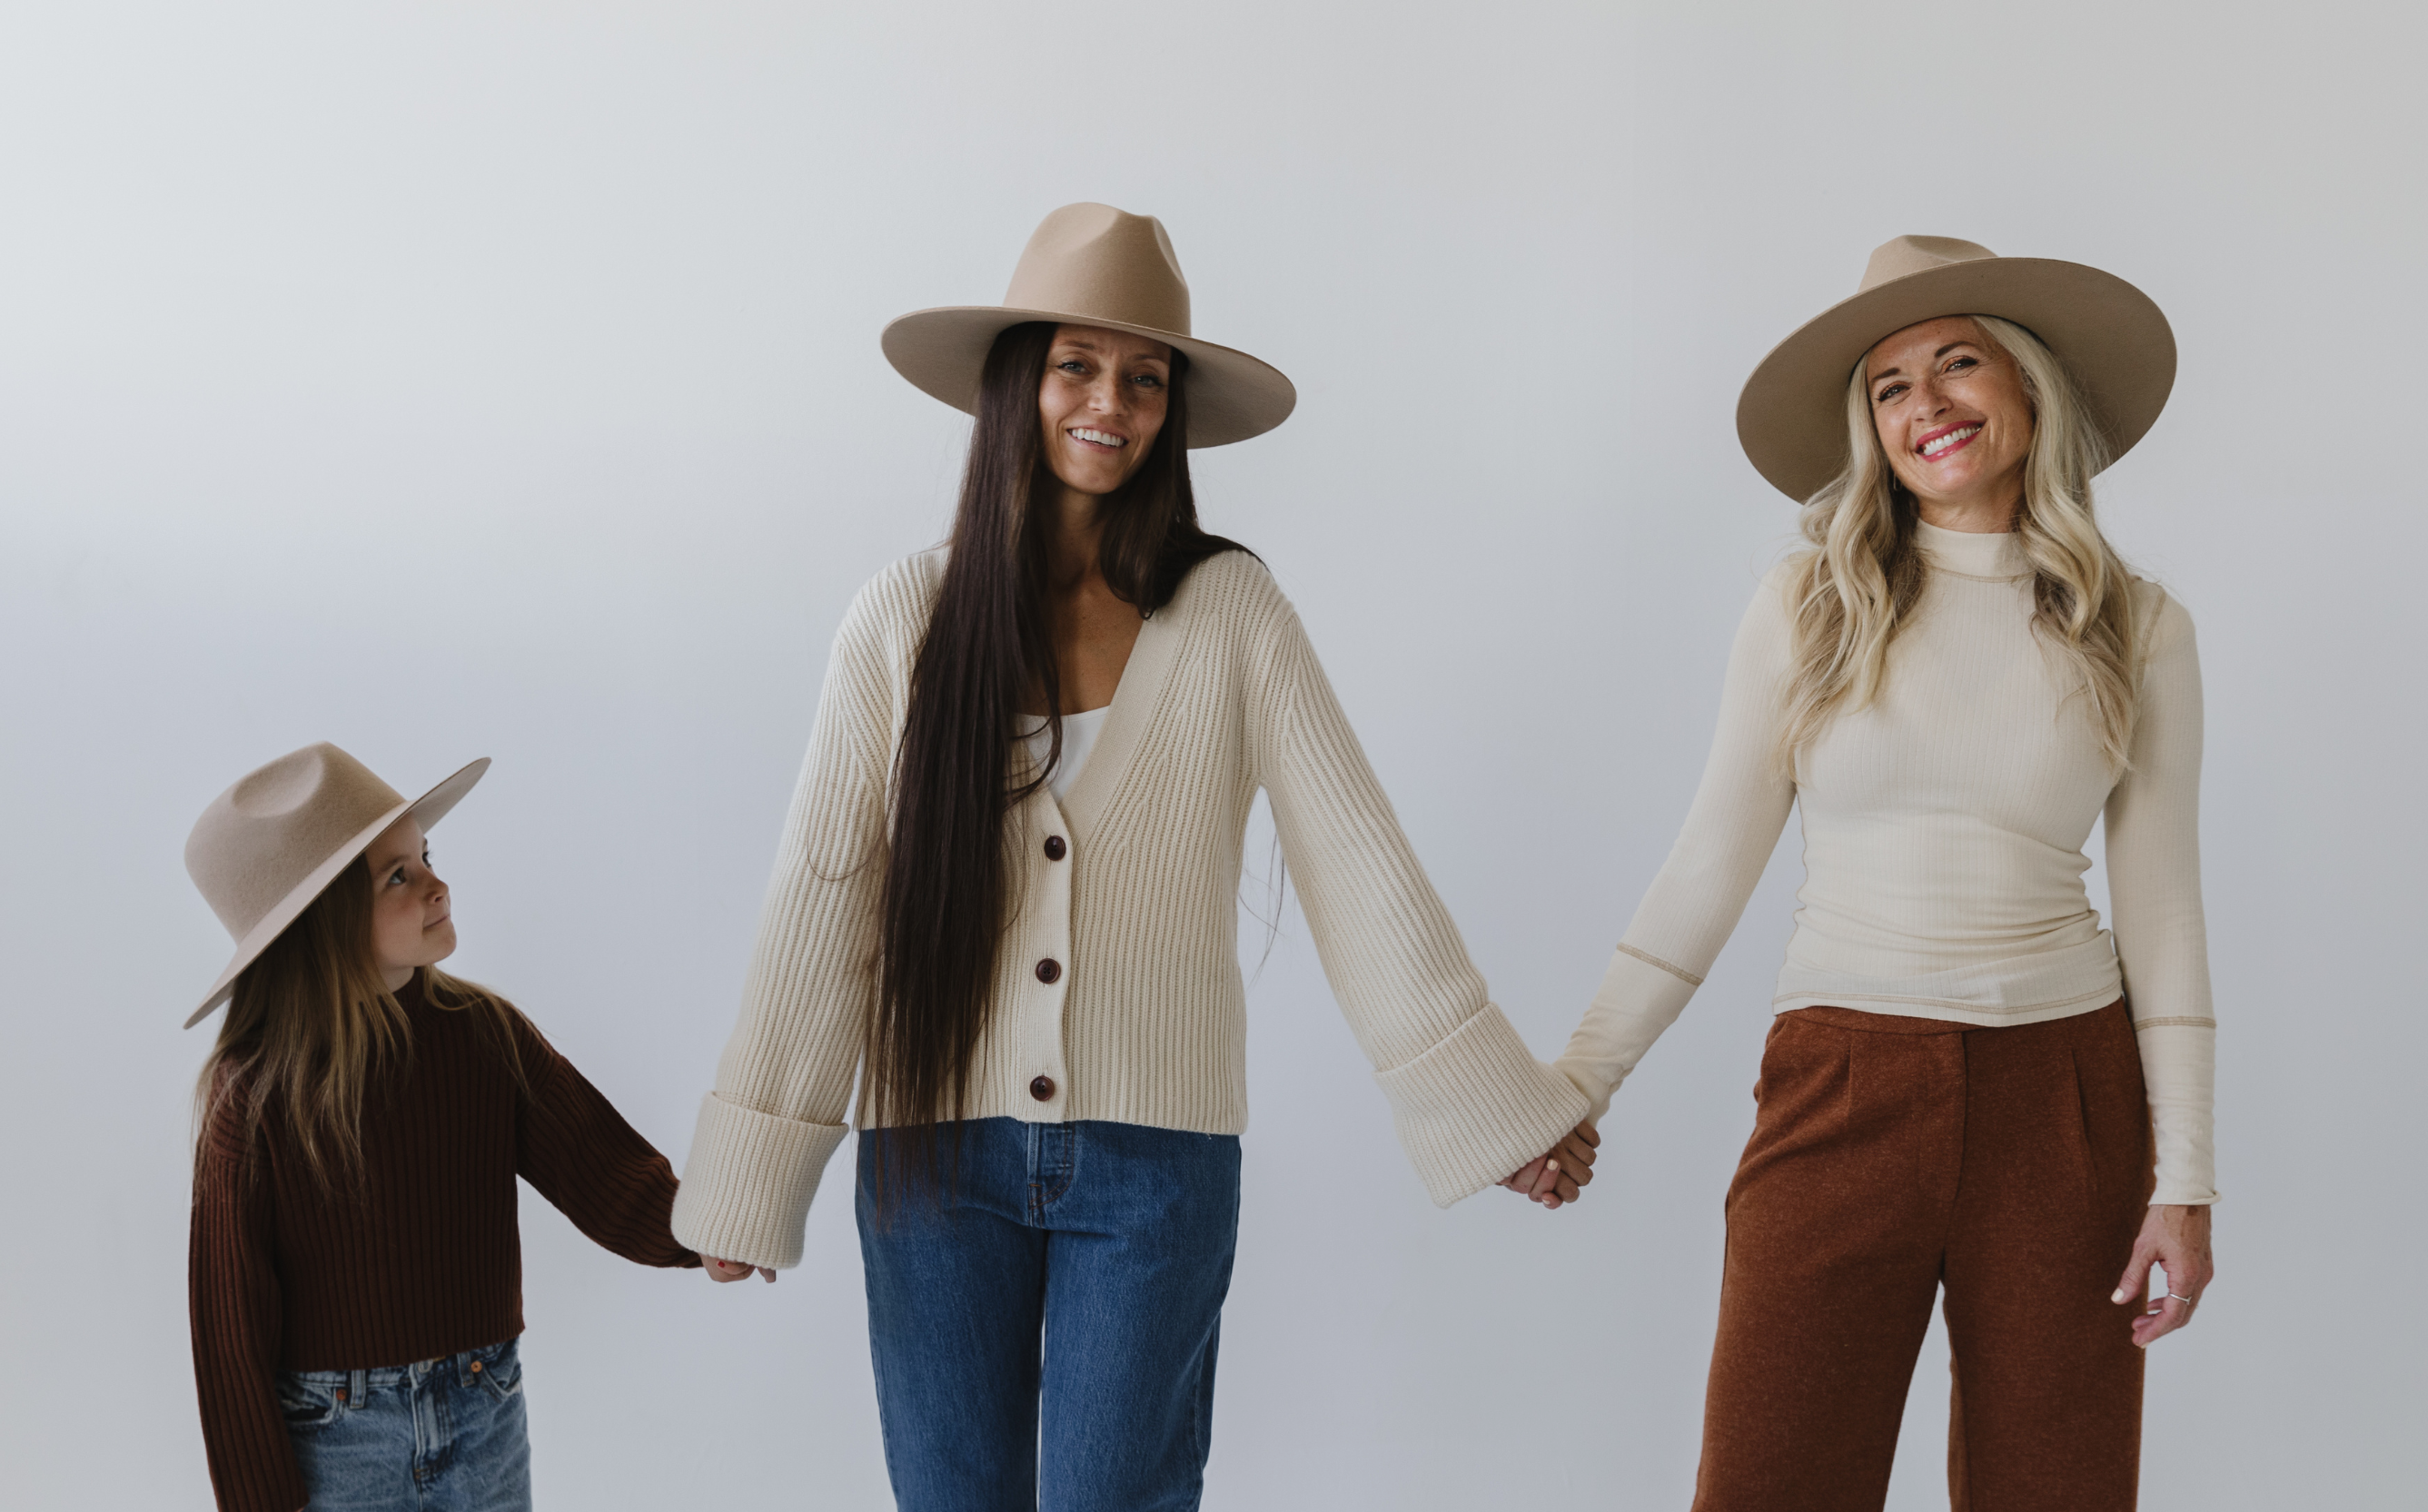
left=183, top=743, right=488, bottom=1028
left=882, top=202, right=1296, bottom=448
left=1737, top=235, right=2175, bottom=502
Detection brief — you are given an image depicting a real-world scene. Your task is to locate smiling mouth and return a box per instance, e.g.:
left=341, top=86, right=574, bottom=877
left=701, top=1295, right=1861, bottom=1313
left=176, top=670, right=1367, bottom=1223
left=425, top=912, right=451, bottom=933
left=1068, top=427, right=1127, bottom=450
left=1918, top=424, right=1982, bottom=460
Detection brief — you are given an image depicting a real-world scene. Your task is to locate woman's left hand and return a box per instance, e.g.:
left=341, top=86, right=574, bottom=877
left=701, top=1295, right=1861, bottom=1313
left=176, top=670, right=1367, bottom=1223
left=2112, top=1203, right=2212, bottom=1348
left=1498, top=1121, right=1600, bottom=1209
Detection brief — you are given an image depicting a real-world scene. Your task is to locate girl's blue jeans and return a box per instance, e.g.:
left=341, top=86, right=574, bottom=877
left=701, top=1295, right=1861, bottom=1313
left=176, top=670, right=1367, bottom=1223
left=857, top=1118, right=1244, bottom=1512
left=277, top=1337, right=530, bottom=1511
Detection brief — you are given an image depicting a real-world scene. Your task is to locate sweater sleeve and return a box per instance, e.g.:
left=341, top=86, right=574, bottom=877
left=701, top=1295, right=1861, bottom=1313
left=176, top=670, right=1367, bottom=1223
left=189, top=1085, right=307, bottom=1512
left=2105, top=588, right=2217, bottom=1205
left=511, top=1016, right=701, bottom=1268
left=1554, top=568, right=1800, bottom=1120
left=670, top=569, right=909, bottom=1268
left=1248, top=594, right=1589, bottom=1208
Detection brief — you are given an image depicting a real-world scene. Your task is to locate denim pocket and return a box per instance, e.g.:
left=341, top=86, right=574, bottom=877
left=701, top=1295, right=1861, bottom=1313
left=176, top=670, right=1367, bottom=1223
left=275, top=1374, right=347, bottom=1430
left=470, top=1339, right=523, bottom=1405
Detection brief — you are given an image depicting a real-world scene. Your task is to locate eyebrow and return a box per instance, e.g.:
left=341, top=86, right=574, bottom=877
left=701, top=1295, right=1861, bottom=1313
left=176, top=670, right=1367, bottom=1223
left=1055, top=337, right=1167, bottom=364
left=1868, top=341, right=1979, bottom=385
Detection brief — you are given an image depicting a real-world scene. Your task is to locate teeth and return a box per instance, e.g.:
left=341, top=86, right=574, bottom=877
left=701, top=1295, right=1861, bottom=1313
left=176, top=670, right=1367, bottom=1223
left=1920, top=425, right=1980, bottom=458
left=1072, top=428, right=1126, bottom=447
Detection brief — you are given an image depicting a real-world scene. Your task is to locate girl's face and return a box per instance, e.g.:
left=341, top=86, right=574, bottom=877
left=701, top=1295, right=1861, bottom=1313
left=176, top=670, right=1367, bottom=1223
left=363, top=816, right=455, bottom=984
left=1036, top=323, right=1172, bottom=498
left=1864, top=316, right=2035, bottom=516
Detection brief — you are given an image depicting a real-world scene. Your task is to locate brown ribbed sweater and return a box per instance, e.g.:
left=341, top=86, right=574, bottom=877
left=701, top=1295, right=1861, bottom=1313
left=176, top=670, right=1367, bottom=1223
left=188, top=973, right=698, bottom=1512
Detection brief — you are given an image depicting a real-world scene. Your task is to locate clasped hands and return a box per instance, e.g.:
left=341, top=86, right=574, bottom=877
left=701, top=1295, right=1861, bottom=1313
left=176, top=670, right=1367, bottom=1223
left=1498, top=1120, right=1600, bottom=1210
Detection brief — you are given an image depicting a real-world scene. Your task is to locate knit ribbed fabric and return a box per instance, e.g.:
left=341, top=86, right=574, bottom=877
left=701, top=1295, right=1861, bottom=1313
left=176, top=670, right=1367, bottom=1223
left=673, top=550, right=1589, bottom=1267
left=189, top=973, right=698, bottom=1512
left=1555, top=522, right=2216, bottom=1205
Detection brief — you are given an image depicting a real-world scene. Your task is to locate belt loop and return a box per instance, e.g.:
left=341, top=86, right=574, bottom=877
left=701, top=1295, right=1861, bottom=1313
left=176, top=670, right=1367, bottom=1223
left=350, top=1368, right=368, bottom=1410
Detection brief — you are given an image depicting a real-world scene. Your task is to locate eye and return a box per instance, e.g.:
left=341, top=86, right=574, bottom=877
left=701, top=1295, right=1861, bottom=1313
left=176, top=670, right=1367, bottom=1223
left=1131, top=371, right=1164, bottom=390
left=1056, top=358, right=1088, bottom=374
left=1946, top=355, right=1978, bottom=374
left=387, top=866, right=408, bottom=885
left=1873, top=381, right=1907, bottom=405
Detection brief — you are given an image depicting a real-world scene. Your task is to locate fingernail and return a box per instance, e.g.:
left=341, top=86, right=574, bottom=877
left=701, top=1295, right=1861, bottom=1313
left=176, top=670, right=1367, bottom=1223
left=2110, top=1288, right=2129, bottom=1303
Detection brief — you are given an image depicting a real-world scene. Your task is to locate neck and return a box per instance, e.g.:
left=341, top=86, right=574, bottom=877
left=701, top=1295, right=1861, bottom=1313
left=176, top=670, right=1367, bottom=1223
left=1916, top=489, right=2021, bottom=534
left=382, top=965, right=416, bottom=993
left=1048, top=485, right=1108, bottom=587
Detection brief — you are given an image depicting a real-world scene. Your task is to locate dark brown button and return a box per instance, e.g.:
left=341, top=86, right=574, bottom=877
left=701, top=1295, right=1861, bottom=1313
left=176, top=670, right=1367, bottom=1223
left=1029, top=1075, right=1055, bottom=1102
left=1035, top=958, right=1061, bottom=984
left=1044, top=835, right=1066, bottom=861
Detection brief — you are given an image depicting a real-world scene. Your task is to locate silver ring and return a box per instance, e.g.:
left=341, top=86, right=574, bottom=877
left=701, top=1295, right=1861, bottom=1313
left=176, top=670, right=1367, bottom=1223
left=2167, top=1291, right=2198, bottom=1306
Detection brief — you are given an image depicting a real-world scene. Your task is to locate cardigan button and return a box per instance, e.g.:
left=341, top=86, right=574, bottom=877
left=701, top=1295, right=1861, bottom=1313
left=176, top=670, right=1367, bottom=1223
left=1035, top=958, right=1062, bottom=984
left=1030, top=1075, right=1056, bottom=1102
left=1044, top=835, right=1066, bottom=861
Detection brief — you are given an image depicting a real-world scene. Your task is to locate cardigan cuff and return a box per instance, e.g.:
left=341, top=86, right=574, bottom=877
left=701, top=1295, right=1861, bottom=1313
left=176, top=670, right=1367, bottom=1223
left=669, top=1092, right=850, bottom=1270
left=1375, top=1003, right=1592, bottom=1208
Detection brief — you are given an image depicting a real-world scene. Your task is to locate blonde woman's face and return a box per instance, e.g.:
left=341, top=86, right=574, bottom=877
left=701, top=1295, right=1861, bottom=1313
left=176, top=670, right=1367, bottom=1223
left=1037, top=324, right=1171, bottom=499
left=1864, top=316, right=2034, bottom=521
left=363, top=817, right=455, bottom=983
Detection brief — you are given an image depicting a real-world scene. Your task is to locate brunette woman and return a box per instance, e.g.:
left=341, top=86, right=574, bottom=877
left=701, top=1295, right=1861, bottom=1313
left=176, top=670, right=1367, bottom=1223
left=673, top=203, right=1598, bottom=1510
left=1555, top=237, right=2215, bottom=1510
left=184, top=744, right=705, bottom=1512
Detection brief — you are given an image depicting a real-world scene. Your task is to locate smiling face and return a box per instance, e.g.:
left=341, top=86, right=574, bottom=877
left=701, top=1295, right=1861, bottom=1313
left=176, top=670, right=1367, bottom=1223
left=362, top=816, right=455, bottom=987
left=1864, top=316, right=2035, bottom=527
left=1036, top=323, right=1173, bottom=499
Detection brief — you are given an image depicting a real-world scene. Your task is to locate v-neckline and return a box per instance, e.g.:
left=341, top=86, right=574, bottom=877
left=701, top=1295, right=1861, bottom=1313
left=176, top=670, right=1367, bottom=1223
left=1053, top=570, right=1195, bottom=843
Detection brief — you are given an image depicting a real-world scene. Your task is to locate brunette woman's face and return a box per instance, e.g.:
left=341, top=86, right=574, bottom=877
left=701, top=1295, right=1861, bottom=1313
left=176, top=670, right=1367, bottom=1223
left=363, top=817, right=455, bottom=982
left=1036, top=324, right=1172, bottom=497
left=1864, top=316, right=2035, bottom=518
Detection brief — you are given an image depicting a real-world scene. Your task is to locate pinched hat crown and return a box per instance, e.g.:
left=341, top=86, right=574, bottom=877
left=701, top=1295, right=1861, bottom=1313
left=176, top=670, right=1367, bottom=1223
left=1002, top=203, right=1193, bottom=338
left=1859, top=234, right=1997, bottom=291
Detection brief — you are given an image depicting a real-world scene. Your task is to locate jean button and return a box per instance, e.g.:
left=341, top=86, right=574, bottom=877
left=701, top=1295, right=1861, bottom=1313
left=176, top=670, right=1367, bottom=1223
left=1029, top=1075, right=1055, bottom=1102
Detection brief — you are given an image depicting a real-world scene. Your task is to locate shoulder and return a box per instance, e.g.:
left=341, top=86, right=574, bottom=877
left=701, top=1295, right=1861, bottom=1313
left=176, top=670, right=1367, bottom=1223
left=842, top=551, right=946, bottom=637
left=2127, top=578, right=2196, bottom=655
left=1167, top=548, right=1296, bottom=647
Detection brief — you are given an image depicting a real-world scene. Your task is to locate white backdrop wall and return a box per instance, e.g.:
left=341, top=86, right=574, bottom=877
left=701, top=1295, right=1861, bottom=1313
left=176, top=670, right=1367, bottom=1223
left=2, top=3, right=2419, bottom=1507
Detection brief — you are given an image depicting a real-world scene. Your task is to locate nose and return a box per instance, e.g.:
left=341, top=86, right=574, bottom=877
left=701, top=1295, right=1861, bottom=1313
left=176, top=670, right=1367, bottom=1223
left=1085, top=370, right=1125, bottom=414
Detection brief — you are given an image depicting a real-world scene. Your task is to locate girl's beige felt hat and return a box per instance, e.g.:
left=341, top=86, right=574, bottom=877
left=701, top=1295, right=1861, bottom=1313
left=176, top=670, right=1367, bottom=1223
left=1737, top=234, right=2176, bottom=501
left=881, top=202, right=1296, bottom=448
left=183, top=743, right=489, bottom=1028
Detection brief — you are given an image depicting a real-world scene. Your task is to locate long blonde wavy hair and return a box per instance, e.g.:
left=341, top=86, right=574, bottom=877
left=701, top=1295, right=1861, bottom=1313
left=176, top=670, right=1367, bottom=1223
left=195, top=856, right=526, bottom=1191
left=1779, top=314, right=2142, bottom=771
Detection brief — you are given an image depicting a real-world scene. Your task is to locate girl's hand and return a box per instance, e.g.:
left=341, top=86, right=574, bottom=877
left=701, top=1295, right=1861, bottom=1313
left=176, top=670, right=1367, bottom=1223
left=2112, top=1203, right=2211, bottom=1347
left=704, top=1255, right=777, bottom=1284
left=1498, top=1122, right=1600, bottom=1210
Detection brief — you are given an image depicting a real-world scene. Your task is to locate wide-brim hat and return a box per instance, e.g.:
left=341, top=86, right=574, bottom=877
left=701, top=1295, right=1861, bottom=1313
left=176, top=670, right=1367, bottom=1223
left=183, top=743, right=489, bottom=1028
left=881, top=202, right=1296, bottom=448
left=1737, top=235, right=2175, bottom=501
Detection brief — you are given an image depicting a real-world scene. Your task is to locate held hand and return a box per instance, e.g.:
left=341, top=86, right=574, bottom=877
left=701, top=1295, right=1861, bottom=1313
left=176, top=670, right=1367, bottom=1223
left=703, top=1255, right=778, bottom=1285
left=2111, top=1203, right=2211, bottom=1347
left=1498, top=1121, right=1600, bottom=1210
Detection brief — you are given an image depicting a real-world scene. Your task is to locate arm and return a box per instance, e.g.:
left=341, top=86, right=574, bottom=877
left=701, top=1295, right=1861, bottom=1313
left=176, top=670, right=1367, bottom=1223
left=511, top=1018, right=700, bottom=1270
left=670, top=573, right=908, bottom=1270
left=1249, top=592, right=1589, bottom=1208
left=1553, top=568, right=1800, bottom=1118
left=2104, top=590, right=2216, bottom=1208
left=188, top=1086, right=307, bottom=1512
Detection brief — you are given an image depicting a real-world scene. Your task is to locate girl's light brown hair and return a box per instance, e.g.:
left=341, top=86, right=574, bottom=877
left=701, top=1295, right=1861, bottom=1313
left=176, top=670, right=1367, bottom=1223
left=194, top=855, right=525, bottom=1190
left=1779, top=314, right=2145, bottom=771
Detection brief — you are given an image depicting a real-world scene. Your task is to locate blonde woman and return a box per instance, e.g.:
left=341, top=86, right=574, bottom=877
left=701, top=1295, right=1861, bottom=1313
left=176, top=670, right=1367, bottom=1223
left=1558, top=237, right=2215, bottom=1510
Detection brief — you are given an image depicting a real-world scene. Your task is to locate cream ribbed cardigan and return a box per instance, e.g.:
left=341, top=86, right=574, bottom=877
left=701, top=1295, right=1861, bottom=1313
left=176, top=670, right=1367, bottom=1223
left=673, top=549, right=1589, bottom=1268
left=1555, top=523, right=2217, bottom=1205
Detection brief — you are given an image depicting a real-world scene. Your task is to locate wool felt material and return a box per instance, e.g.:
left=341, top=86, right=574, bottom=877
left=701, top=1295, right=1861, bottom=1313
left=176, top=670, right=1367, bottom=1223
left=189, top=974, right=697, bottom=1512
left=1693, top=1003, right=2153, bottom=1512
left=1555, top=522, right=2216, bottom=1205
left=881, top=201, right=1296, bottom=448
left=1737, top=234, right=2175, bottom=502
left=673, top=549, right=1590, bottom=1269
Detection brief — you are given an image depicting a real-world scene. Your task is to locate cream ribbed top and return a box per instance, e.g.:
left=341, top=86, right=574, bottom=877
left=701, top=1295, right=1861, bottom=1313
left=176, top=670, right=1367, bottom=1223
left=1555, top=523, right=2216, bottom=1204
left=672, top=549, right=1589, bottom=1268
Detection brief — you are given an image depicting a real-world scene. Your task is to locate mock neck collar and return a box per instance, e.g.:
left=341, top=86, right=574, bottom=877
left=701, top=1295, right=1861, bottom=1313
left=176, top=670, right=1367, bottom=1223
left=1916, top=519, right=2029, bottom=579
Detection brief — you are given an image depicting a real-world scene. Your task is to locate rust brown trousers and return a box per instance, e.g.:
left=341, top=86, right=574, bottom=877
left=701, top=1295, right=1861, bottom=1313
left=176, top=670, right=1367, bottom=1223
left=1692, top=1000, right=2153, bottom=1512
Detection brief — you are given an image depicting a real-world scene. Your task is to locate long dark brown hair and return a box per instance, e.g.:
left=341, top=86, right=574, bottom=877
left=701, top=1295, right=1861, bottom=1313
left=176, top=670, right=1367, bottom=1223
left=867, top=321, right=1247, bottom=1205
left=195, top=857, right=527, bottom=1191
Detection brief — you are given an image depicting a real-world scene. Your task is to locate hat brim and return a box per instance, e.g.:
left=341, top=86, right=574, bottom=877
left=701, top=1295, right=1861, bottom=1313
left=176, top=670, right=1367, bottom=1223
left=1737, top=257, right=2176, bottom=502
left=183, top=757, right=491, bottom=1029
left=881, top=307, right=1297, bottom=449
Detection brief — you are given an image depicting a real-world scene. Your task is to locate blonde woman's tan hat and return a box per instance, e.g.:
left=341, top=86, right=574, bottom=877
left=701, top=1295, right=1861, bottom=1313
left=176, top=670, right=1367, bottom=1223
left=1738, top=234, right=2176, bottom=501
left=183, top=743, right=489, bottom=1028
left=881, top=201, right=1296, bottom=448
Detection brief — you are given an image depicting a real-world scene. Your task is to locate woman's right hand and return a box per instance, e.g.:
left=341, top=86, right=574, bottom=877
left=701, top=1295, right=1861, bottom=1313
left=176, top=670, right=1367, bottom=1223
left=704, top=1255, right=778, bottom=1284
left=1498, top=1121, right=1600, bottom=1209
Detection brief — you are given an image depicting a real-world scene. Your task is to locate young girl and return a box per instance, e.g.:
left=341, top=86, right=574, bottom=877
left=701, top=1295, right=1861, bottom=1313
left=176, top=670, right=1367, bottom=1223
left=183, top=741, right=713, bottom=1512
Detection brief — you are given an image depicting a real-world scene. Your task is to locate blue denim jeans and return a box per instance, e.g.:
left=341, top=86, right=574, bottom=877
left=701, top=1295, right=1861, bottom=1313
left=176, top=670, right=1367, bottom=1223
left=277, top=1338, right=530, bottom=1511
left=857, top=1119, right=1243, bottom=1512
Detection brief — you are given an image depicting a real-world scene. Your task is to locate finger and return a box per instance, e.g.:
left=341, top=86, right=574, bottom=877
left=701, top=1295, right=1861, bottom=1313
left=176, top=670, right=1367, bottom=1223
left=1504, top=1157, right=1546, bottom=1192
left=1551, top=1171, right=1581, bottom=1204
left=2109, top=1247, right=2155, bottom=1308
left=758, top=1266, right=778, bottom=1283
left=1575, top=1121, right=1601, bottom=1149
left=2133, top=1291, right=2193, bottom=1347
left=1530, top=1158, right=1564, bottom=1201
left=1559, top=1135, right=1597, bottom=1180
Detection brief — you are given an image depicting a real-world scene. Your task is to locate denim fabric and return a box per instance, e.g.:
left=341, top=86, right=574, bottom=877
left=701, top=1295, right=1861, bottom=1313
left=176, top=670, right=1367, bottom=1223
left=857, top=1119, right=1243, bottom=1512
left=277, top=1337, right=530, bottom=1511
